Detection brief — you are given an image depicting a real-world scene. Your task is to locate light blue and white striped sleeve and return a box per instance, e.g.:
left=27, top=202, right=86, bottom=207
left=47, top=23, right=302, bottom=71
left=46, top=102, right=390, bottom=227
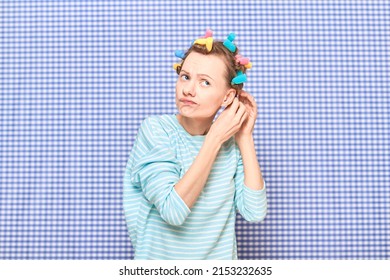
left=130, top=116, right=191, bottom=226
left=233, top=145, right=267, bottom=223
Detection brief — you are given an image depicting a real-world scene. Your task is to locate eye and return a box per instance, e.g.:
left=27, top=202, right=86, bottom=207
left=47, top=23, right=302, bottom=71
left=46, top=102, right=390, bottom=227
left=201, top=80, right=211, bottom=87
left=180, top=74, right=189, bottom=81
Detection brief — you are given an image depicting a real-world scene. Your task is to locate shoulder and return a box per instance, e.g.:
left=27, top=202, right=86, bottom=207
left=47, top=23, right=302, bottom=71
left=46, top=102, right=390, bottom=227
left=138, top=114, right=177, bottom=146
left=140, top=114, right=175, bottom=134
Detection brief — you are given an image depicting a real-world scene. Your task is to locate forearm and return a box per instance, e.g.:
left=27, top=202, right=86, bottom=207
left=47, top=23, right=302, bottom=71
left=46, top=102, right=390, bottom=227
left=236, top=135, right=264, bottom=190
left=174, top=136, right=221, bottom=209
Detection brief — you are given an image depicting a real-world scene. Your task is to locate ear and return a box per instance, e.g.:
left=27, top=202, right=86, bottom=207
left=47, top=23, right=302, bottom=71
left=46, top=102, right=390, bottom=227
left=222, top=88, right=237, bottom=107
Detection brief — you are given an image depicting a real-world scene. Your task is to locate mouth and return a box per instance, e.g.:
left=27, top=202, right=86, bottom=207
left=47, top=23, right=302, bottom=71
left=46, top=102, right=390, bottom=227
left=180, top=99, right=197, bottom=105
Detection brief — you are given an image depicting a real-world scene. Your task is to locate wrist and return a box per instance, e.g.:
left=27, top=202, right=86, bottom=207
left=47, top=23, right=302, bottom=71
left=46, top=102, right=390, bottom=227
left=205, top=132, right=222, bottom=150
left=206, top=127, right=224, bottom=148
left=235, top=134, right=254, bottom=145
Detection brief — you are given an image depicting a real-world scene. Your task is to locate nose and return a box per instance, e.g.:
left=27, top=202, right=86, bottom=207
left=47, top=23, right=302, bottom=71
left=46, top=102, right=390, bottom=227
left=182, top=82, right=195, bottom=96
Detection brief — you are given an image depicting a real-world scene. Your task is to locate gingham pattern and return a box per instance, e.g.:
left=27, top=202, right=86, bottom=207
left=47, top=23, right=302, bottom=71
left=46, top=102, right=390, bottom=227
left=0, top=0, right=389, bottom=260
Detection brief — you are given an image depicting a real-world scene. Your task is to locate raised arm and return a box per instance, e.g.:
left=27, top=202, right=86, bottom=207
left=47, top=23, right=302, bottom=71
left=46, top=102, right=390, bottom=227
left=174, top=97, right=248, bottom=209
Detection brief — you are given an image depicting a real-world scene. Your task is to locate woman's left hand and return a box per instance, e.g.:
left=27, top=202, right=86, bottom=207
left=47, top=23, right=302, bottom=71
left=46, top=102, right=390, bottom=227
left=235, top=90, right=258, bottom=140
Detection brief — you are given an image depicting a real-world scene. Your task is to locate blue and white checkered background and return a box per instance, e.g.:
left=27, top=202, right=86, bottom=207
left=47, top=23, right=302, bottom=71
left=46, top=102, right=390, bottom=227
left=1, top=0, right=389, bottom=260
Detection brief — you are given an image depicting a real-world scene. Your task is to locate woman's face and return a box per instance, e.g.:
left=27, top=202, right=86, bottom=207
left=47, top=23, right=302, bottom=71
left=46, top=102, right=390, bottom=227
left=175, top=52, right=235, bottom=120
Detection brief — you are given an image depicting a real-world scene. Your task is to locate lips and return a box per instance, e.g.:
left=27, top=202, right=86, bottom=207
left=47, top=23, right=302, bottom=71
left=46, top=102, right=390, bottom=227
left=180, top=98, right=197, bottom=105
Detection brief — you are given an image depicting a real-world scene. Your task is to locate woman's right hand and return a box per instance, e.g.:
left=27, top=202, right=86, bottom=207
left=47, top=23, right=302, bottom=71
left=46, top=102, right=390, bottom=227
left=207, top=97, right=248, bottom=145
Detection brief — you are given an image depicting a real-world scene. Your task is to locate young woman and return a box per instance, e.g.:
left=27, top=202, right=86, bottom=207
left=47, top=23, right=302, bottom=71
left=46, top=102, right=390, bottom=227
left=123, top=30, right=267, bottom=260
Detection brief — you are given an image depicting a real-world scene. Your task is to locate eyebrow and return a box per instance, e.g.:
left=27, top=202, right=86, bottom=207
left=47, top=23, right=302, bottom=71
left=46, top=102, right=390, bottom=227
left=180, top=70, right=215, bottom=81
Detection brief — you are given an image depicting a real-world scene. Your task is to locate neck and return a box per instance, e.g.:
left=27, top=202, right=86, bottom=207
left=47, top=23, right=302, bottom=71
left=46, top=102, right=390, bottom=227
left=176, top=114, right=214, bottom=136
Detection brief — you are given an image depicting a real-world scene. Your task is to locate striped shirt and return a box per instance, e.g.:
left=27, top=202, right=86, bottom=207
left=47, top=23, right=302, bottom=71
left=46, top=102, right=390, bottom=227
left=123, top=114, right=267, bottom=260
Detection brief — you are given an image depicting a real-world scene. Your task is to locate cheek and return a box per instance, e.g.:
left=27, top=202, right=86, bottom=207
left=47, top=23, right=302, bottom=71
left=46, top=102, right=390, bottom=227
left=175, top=81, right=182, bottom=94
left=201, top=90, right=224, bottom=108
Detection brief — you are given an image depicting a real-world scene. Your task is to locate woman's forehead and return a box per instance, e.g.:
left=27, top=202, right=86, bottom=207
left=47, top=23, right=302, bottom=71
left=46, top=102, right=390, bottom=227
left=181, top=52, right=227, bottom=77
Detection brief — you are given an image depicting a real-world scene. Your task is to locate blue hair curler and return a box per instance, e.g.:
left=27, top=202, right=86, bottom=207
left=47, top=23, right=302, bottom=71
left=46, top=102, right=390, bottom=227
left=223, top=32, right=236, bottom=52
left=174, top=50, right=185, bottom=59
left=231, top=71, right=247, bottom=85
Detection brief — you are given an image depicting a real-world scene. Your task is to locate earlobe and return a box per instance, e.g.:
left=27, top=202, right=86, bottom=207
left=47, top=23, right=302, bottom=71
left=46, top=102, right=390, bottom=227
left=224, top=98, right=232, bottom=106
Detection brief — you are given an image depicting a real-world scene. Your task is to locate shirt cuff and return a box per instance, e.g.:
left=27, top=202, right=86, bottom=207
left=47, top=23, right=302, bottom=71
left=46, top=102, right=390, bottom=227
left=171, top=186, right=192, bottom=218
left=243, top=178, right=266, bottom=195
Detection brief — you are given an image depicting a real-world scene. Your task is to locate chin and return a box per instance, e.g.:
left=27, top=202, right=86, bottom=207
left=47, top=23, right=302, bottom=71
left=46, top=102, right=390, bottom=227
left=179, top=110, right=217, bottom=121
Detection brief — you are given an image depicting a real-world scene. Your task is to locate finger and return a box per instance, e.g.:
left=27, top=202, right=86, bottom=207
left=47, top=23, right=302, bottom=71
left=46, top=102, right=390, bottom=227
left=238, top=92, right=246, bottom=102
left=242, top=94, right=257, bottom=113
left=238, top=108, right=249, bottom=127
left=241, top=92, right=254, bottom=105
left=238, top=97, right=252, bottom=113
left=235, top=102, right=248, bottom=123
left=238, top=108, right=249, bottom=128
left=239, top=90, right=254, bottom=101
left=228, top=97, right=240, bottom=114
left=238, top=101, right=247, bottom=114
left=248, top=95, right=256, bottom=105
left=238, top=91, right=251, bottom=101
left=239, top=93, right=253, bottom=108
